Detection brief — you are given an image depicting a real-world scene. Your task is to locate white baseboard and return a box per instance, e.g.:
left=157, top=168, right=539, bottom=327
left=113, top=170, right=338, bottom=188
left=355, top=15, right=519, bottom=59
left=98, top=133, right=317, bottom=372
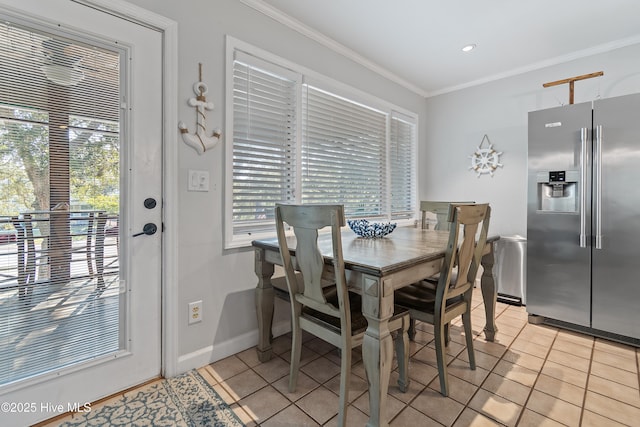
left=174, top=320, right=292, bottom=375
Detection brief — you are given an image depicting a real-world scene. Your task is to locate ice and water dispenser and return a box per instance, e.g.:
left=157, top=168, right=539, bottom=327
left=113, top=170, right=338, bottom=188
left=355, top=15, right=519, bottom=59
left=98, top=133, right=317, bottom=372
left=536, top=170, right=579, bottom=213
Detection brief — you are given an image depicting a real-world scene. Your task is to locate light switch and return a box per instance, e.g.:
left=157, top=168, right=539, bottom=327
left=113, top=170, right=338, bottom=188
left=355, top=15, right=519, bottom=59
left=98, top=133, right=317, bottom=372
left=188, top=170, right=209, bottom=192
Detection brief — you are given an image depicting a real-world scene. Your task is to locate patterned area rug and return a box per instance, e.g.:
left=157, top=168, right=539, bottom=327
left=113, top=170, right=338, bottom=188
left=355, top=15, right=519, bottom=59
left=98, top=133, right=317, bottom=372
left=61, top=370, right=245, bottom=426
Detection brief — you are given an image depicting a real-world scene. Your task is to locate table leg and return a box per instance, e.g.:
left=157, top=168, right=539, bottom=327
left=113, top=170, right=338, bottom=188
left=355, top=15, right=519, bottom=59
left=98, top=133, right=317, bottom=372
left=362, top=275, right=394, bottom=427
left=254, top=248, right=275, bottom=362
left=480, top=242, right=498, bottom=341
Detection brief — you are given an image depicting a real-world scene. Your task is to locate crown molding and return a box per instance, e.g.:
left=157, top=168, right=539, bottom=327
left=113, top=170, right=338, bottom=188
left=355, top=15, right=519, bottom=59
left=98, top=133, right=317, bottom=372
left=430, top=34, right=640, bottom=97
left=239, top=0, right=428, bottom=98
left=241, top=0, right=640, bottom=99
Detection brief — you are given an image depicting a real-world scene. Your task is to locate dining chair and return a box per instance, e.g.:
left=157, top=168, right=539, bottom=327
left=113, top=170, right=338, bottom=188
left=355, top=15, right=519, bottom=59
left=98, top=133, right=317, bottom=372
left=395, top=203, right=491, bottom=396
left=11, top=214, right=37, bottom=299
left=275, top=203, right=410, bottom=426
left=411, top=201, right=475, bottom=341
left=420, top=200, right=474, bottom=230
left=81, top=211, right=108, bottom=289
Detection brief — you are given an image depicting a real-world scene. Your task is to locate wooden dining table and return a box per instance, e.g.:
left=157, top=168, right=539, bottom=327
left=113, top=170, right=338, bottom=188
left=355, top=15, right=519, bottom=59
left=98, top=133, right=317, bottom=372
left=252, top=226, right=500, bottom=427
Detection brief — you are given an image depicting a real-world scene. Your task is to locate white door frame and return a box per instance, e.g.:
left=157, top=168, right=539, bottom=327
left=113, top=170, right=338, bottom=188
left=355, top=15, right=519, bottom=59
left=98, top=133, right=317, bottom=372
left=0, top=1, right=178, bottom=423
left=78, top=0, right=179, bottom=379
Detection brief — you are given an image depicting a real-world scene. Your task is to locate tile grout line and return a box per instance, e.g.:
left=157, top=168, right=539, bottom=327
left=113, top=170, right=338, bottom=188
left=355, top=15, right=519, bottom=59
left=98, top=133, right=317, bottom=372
left=252, top=351, right=323, bottom=426
left=396, top=302, right=522, bottom=426
left=395, top=301, right=515, bottom=425
left=460, top=306, right=539, bottom=427
left=379, top=327, right=432, bottom=425
left=248, top=345, right=359, bottom=426
left=225, top=305, right=639, bottom=426
left=519, top=333, right=639, bottom=426
left=580, top=339, right=640, bottom=427
left=510, top=322, right=559, bottom=427
left=578, top=338, right=596, bottom=427
left=446, top=326, right=491, bottom=426
left=555, top=337, right=640, bottom=423
left=380, top=322, right=451, bottom=425
left=638, top=347, right=640, bottom=405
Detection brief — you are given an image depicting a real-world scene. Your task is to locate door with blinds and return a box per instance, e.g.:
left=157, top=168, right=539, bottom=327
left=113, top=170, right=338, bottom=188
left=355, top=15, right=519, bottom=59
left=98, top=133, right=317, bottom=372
left=0, top=1, right=162, bottom=424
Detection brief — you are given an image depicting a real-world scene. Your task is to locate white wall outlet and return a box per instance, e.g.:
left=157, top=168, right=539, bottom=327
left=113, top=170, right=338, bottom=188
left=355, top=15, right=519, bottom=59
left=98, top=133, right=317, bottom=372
left=188, top=170, right=209, bottom=192
left=188, top=300, right=203, bottom=324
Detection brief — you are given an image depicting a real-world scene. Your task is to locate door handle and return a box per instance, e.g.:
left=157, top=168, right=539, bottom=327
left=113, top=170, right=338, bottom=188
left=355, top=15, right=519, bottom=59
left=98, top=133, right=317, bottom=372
left=132, top=223, right=157, bottom=237
left=595, top=125, right=603, bottom=249
left=579, top=127, right=588, bottom=248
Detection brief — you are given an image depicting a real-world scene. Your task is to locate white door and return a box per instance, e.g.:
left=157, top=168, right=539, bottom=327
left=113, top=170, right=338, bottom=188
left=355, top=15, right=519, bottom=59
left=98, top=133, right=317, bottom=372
left=0, top=1, right=162, bottom=425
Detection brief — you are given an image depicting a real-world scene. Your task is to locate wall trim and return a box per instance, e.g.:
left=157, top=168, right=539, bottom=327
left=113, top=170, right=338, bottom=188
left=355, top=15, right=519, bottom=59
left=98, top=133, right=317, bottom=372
left=176, top=321, right=291, bottom=373
left=238, top=0, right=428, bottom=98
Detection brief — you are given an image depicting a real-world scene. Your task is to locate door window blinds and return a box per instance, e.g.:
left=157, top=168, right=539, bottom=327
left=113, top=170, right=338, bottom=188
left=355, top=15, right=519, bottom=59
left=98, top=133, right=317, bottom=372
left=0, top=18, right=122, bottom=386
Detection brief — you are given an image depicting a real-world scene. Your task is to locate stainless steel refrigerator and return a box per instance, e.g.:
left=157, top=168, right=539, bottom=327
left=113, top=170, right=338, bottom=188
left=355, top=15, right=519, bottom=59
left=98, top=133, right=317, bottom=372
left=527, top=92, right=640, bottom=342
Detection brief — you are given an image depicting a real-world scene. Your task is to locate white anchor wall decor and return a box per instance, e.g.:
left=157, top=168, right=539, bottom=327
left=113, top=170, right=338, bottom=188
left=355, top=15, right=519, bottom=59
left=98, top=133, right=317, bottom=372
left=469, top=134, right=503, bottom=177
left=178, top=63, right=222, bottom=154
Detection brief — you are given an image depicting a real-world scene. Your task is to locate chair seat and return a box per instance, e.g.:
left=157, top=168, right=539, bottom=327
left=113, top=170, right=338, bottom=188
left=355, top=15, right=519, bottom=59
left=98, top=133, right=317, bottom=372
left=272, top=272, right=302, bottom=302
left=419, top=268, right=459, bottom=288
left=394, top=282, right=463, bottom=312
left=303, top=285, right=408, bottom=335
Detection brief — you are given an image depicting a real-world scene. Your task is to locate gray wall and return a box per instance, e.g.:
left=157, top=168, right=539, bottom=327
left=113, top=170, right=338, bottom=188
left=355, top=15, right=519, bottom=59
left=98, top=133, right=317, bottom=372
left=422, top=43, right=640, bottom=237
left=126, top=0, right=427, bottom=371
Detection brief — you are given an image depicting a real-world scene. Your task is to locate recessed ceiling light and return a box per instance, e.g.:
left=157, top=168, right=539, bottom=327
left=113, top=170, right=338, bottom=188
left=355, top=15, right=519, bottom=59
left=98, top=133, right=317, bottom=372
left=462, top=44, right=476, bottom=52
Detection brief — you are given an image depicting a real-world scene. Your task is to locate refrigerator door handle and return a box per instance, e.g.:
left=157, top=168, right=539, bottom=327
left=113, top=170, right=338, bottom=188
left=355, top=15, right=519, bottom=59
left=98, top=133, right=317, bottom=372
left=580, top=127, right=588, bottom=248
left=595, top=125, right=603, bottom=249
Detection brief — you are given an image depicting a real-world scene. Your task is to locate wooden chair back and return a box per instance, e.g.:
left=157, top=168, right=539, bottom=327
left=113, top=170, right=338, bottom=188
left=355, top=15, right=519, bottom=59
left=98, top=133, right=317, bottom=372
left=420, top=200, right=474, bottom=230
left=275, top=204, right=348, bottom=325
left=438, top=203, right=491, bottom=302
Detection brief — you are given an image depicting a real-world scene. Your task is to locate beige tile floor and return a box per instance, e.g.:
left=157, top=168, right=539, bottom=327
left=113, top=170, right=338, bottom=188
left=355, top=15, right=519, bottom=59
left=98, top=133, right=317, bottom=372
left=43, top=287, right=640, bottom=426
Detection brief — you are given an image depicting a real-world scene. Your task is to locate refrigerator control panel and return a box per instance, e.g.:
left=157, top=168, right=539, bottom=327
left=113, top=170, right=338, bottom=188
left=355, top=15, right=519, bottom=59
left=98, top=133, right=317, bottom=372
left=549, top=171, right=566, bottom=182
left=536, top=170, right=579, bottom=213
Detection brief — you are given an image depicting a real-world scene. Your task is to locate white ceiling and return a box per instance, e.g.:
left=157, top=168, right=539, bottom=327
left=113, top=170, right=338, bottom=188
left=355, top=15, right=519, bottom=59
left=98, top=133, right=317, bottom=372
left=247, top=0, right=640, bottom=97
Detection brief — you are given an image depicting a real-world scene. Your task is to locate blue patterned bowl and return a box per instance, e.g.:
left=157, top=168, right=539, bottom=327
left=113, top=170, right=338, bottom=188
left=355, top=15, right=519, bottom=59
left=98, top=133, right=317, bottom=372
left=347, top=219, right=397, bottom=238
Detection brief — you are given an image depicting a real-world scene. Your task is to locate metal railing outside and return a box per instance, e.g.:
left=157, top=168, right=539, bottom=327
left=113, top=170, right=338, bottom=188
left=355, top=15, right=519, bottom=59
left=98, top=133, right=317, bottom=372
left=0, top=212, right=119, bottom=293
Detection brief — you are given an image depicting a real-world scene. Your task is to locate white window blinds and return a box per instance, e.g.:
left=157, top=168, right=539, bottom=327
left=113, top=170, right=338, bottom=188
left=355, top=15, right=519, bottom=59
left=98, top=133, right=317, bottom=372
left=390, top=112, right=417, bottom=219
left=231, top=53, right=298, bottom=236
left=226, top=40, right=417, bottom=247
left=302, top=86, right=387, bottom=218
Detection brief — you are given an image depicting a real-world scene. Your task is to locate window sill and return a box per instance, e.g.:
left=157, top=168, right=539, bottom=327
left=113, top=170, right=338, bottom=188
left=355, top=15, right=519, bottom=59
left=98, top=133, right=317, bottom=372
left=225, top=218, right=418, bottom=250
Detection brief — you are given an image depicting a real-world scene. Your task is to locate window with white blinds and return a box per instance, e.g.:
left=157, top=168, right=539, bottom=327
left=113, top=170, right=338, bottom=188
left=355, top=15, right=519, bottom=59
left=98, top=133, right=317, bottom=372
left=390, top=112, right=417, bottom=219
left=0, top=18, right=122, bottom=386
left=303, top=86, right=387, bottom=218
left=231, top=53, right=298, bottom=236
left=226, top=39, right=417, bottom=248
